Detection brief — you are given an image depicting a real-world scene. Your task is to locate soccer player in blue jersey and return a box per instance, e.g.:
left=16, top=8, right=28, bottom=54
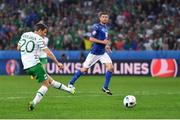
left=68, top=12, right=113, bottom=95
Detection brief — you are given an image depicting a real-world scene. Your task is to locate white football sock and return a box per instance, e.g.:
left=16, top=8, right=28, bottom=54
left=33, top=85, right=48, bottom=105
left=51, top=80, right=71, bottom=92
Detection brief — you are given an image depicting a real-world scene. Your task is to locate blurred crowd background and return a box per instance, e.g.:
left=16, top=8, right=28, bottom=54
left=0, top=0, right=179, bottom=51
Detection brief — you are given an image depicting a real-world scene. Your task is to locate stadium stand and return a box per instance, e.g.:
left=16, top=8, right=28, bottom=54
left=0, top=0, right=179, bottom=50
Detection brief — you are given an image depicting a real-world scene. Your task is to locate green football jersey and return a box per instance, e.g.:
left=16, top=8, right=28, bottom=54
left=18, top=32, right=47, bottom=69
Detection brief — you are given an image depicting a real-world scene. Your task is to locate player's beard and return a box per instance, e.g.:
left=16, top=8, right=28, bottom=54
left=101, top=21, right=108, bottom=25
left=102, top=19, right=108, bottom=24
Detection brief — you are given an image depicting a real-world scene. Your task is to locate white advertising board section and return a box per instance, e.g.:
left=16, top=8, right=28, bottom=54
left=46, top=59, right=178, bottom=77
left=2, top=59, right=178, bottom=77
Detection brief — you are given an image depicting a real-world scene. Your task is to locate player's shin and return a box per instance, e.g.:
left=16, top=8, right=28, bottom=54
left=104, top=71, right=112, bottom=89
left=32, top=85, right=48, bottom=105
left=69, top=70, right=82, bottom=85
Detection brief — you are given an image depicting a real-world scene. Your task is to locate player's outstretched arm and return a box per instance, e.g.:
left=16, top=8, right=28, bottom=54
left=89, top=37, right=109, bottom=45
left=43, top=48, right=63, bottom=70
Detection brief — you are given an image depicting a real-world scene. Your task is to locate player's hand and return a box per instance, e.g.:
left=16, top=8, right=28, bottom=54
left=56, top=62, right=63, bottom=70
left=105, top=45, right=112, bottom=53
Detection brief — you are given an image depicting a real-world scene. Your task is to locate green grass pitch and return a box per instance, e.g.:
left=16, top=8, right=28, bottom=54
left=0, top=75, right=180, bottom=119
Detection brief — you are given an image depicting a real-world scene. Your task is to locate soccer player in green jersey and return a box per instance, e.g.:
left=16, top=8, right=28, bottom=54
left=17, top=23, right=75, bottom=111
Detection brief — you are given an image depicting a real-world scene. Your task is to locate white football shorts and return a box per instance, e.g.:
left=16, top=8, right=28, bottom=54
left=83, top=52, right=112, bottom=68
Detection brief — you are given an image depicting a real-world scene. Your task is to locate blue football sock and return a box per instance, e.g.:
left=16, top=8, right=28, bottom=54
left=104, top=71, right=112, bottom=89
left=69, top=70, right=82, bottom=85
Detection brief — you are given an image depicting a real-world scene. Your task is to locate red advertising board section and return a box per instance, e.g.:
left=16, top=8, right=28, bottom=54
left=151, top=59, right=177, bottom=77
left=1, top=58, right=179, bottom=77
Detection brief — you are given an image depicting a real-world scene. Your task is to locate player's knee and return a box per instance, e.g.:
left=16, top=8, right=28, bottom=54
left=48, top=79, right=53, bottom=84
left=42, top=80, right=50, bottom=87
left=107, top=64, right=113, bottom=72
left=80, top=67, right=88, bottom=73
left=43, top=77, right=52, bottom=87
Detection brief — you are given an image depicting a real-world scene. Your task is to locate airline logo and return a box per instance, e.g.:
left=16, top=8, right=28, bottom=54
left=151, top=59, right=177, bottom=77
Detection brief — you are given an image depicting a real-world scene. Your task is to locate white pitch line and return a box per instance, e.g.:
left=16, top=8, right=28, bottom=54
left=1, top=90, right=180, bottom=95
left=1, top=91, right=180, bottom=100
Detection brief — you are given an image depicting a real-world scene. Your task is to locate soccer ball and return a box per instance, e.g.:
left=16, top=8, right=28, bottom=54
left=123, top=95, right=136, bottom=108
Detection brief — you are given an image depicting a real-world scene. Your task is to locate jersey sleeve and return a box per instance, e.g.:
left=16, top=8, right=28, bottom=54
left=17, top=34, right=25, bottom=47
left=37, top=37, right=47, bottom=50
left=90, top=24, right=98, bottom=37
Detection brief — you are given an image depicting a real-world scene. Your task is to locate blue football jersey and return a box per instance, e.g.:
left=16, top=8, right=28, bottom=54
left=90, top=23, right=108, bottom=55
